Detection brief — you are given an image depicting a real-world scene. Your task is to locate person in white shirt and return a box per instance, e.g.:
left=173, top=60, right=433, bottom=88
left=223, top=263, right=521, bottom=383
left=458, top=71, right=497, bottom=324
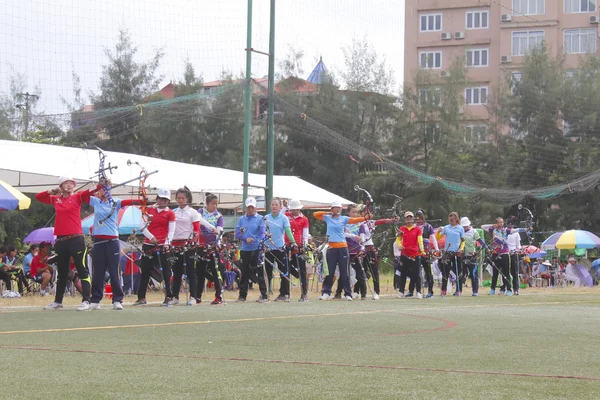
left=504, top=216, right=522, bottom=295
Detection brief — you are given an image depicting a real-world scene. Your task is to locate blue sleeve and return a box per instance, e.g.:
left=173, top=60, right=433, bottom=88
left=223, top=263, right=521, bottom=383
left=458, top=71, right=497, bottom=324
left=441, top=226, right=447, bottom=236
left=258, top=217, right=266, bottom=240
left=89, top=196, right=99, bottom=208
left=460, top=226, right=465, bottom=238
left=322, top=214, right=331, bottom=224
left=115, top=199, right=122, bottom=209
left=342, top=216, right=350, bottom=224
left=236, top=218, right=244, bottom=240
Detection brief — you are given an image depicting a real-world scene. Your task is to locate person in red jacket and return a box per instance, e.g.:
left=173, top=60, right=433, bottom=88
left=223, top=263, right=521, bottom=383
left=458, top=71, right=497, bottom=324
left=285, top=199, right=310, bottom=302
left=396, top=211, right=425, bottom=299
left=35, top=176, right=98, bottom=311
left=133, top=188, right=176, bottom=307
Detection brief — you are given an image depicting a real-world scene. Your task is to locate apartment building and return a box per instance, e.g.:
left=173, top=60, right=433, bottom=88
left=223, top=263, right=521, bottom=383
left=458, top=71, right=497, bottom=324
left=404, top=0, right=600, bottom=142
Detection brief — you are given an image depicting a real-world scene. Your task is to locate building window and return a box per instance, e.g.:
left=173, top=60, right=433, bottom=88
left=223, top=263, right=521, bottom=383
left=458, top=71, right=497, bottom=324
left=564, top=0, right=596, bottom=13
left=423, top=123, right=441, bottom=144
left=466, top=11, right=489, bottom=29
left=513, top=0, right=545, bottom=15
left=512, top=30, right=544, bottom=56
left=465, top=125, right=488, bottom=143
left=466, top=49, right=489, bottom=67
left=419, top=87, right=441, bottom=106
left=420, top=14, right=442, bottom=32
left=419, top=51, right=442, bottom=69
left=511, top=72, right=523, bottom=95
left=564, top=28, right=597, bottom=54
left=465, top=87, right=488, bottom=105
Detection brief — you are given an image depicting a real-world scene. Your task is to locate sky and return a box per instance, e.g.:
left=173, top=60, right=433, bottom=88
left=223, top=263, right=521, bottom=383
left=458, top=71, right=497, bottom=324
left=0, top=0, right=405, bottom=115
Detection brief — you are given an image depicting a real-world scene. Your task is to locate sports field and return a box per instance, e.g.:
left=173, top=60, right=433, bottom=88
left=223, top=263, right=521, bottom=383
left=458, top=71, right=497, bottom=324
left=1, top=288, right=599, bottom=400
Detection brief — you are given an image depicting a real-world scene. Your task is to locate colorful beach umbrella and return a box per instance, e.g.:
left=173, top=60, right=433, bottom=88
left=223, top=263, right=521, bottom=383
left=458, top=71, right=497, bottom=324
left=0, top=180, right=31, bottom=210
left=82, top=205, right=143, bottom=235
left=541, top=230, right=600, bottom=250
left=23, top=227, right=56, bottom=244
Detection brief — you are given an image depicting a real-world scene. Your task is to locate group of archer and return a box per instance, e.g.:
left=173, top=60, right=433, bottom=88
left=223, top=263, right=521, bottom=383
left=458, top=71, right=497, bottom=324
left=392, top=210, right=530, bottom=298
left=34, top=173, right=233, bottom=310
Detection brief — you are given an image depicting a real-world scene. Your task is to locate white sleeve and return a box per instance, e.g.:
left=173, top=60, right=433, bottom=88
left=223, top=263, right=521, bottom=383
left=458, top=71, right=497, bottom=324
left=430, top=234, right=439, bottom=251
left=302, top=227, right=309, bottom=245
left=167, top=221, right=176, bottom=244
left=141, top=220, right=155, bottom=241
left=393, top=241, right=401, bottom=257
left=481, top=224, right=493, bottom=230
left=344, top=232, right=354, bottom=238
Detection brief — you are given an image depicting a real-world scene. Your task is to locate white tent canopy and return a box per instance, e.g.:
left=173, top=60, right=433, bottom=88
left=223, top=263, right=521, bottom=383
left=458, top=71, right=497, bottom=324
left=0, top=140, right=351, bottom=209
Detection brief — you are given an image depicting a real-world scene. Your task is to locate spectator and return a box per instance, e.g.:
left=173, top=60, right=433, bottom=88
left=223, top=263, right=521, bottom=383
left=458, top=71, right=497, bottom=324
left=2, top=246, right=29, bottom=295
left=23, top=245, right=39, bottom=277
left=0, top=247, right=13, bottom=293
left=30, top=242, right=54, bottom=296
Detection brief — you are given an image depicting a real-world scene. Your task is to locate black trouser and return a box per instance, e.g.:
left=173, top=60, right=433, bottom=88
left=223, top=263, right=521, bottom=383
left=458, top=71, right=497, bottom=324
left=239, top=250, right=267, bottom=299
left=138, top=244, right=172, bottom=300
left=267, top=249, right=291, bottom=297
left=335, top=254, right=366, bottom=297
left=289, top=252, right=307, bottom=297
left=441, top=254, right=461, bottom=293
left=400, top=255, right=420, bottom=294
left=394, top=258, right=402, bottom=290
left=463, top=255, right=479, bottom=294
left=0, top=269, right=13, bottom=291
left=364, top=247, right=380, bottom=295
left=491, top=253, right=510, bottom=291
left=196, top=249, right=223, bottom=300
left=54, top=235, right=91, bottom=303
left=510, top=253, right=520, bottom=292
left=409, top=256, right=434, bottom=294
left=172, top=249, right=197, bottom=300
left=91, top=238, right=124, bottom=304
left=322, top=247, right=351, bottom=297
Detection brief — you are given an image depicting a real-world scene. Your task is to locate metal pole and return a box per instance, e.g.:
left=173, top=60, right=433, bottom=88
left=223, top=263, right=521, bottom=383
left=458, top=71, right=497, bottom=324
left=242, top=0, right=253, bottom=212
left=265, top=0, right=276, bottom=214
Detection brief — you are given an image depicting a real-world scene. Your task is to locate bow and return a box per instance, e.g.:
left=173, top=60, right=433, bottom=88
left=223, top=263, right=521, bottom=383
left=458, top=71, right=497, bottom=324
left=354, top=185, right=378, bottom=216
left=383, top=192, right=403, bottom=219
left=127, top=159, right=152, bottom=230
left=518, top=204, right=535, bottom=246
left=91, top=146, right=118, bottom=225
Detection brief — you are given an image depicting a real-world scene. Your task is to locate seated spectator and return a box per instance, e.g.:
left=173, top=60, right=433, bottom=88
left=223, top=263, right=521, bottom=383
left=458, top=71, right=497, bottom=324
left=30, top=242, right=54, bottom=296
left=23, top=245, right=39, bottom=277
left=2, top=246, right=29, bottom=295
left=0, top=247, right=13, bottom=292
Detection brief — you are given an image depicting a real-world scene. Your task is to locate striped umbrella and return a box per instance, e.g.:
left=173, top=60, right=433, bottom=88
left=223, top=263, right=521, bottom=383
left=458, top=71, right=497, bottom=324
left=82, top=205, right=143, bottom=235
left=541, top=230, right=600, bottom=250
left=0, top=180, right=31, bottom=210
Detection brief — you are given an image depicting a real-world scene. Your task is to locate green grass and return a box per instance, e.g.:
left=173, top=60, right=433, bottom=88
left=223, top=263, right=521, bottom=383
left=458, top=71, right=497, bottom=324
left=1, top=290, right=599, bottom=399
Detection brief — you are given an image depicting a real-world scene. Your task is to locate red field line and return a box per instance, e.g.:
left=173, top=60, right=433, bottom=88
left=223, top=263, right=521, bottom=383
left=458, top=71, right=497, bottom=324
left=1, top=345, right=598, bottom=382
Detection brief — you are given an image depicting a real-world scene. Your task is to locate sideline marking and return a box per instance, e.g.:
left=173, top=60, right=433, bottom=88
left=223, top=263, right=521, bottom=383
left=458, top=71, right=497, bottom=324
left=1, top=345, right=598, bottom=382
left=0, top=309, right=395, bottom=335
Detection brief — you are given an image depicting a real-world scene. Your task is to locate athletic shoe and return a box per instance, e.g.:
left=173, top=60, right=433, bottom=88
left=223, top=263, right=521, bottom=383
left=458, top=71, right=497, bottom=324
left=256, top=296, right=270, bottom=304
left=416, top=292, right=423, bottom=299
left=505, top=290, right=513, bottom=296
left=372, top=293, right=380, bottom=300
left=187, top=298, right=197, bottom=306
left=195, top=298, right=202, bottom=304
left=298, top=296, right=309, bottom=303
left=472, top=292, right=479, bottom=297
left=397, top=292, right=405, bottom=298
left=319, top=293, right=331, bottom=300
left=161, top=297, right=172, bottom=307
left=351, top=292, right=359, bottom=299
left=171, top=298, right=180, bottom=306
left=274, top=295, right=287, bottom=302
left=514, top=291, right=519, bottom=296
left=453, top=291, right=460, bottom=297
left=488, top=289, right=495, bottom=295
left=360, top=296, right=366, bottom=301
left=77, top=301, right=90, bottom=311
left=344, top=295, right=353, bottom=301
left=333, top=293, right=342, bottom=299
left=211, top=297, right=223, bottom=305
left=426, top=292, right=434, bottom=299
left=89, top=302, right=101, bottom=310
left=43, top=302, right=63, bottom=310
left=499, top=290, right=505, bottom=295
left=441, top=290, right=447, bottom=296
left=133, top=299, right=147, bottom=306
left=405, top=292, right=414, bottom=298
left=235, top=297, right=246, bottom=303
left=113, top=302, right=123, bottom=310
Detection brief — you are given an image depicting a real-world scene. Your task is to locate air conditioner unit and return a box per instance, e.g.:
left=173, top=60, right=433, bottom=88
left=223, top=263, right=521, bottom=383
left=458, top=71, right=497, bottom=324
left=501, top=55, right=512, bottom=63
left=441, top=32, right=452, bottom=40
left=441, top=71, right=450, bottom=78
left=590, top=15, right=600, bottom=24
left=501, top=14, right=512, bottom=22
left=455, top=31, right=465, bottom=39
